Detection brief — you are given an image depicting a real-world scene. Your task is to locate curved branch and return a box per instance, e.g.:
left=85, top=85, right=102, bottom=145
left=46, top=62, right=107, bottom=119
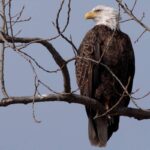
left=0, top=94, right=150, bottom=120
left=0, top=33, right=71, bottom=93
left=55, top=0, right=77, bottom=52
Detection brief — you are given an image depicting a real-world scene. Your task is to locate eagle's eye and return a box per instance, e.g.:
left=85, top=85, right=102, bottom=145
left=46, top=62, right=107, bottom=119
left=94, top=9, right=102, bottom=13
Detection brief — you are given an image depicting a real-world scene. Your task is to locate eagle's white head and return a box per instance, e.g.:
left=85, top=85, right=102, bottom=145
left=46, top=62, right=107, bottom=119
left=84, top=5, right=120, bottom=30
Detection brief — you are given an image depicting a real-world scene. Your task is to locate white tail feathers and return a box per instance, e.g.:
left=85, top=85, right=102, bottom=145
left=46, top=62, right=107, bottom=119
left=96, top=117, right=108, bottom=147
left=88, top=117, right=108, bottom=147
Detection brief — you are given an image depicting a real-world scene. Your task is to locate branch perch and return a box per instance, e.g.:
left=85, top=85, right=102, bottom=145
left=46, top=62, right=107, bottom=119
left=0, top=94, right=150, bottom=120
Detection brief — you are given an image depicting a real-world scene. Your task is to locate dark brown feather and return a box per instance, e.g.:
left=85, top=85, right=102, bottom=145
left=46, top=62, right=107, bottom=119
left=75, top=25, right=135, bottom=146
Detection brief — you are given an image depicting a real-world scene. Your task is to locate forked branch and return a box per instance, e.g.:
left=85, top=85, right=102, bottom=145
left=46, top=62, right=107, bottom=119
left=0, top=94, right=150, bottom=120
left=0, top=33, right=71, bottom=93
left=116, top=0, right=150, bottom=32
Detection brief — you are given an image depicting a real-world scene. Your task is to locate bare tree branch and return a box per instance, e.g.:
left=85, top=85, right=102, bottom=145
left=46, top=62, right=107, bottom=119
left=112, top=107, right=150, bottom=120
left=0, top=0, right=149, bottom=126
left=116, top=0, right=150, bottom=32
left=0, top=0, right=9, bottom=98
left=55, top=0, right=77, bottom=52
left=0, top=94, right=150, bottom=120
left=8, top=0, right=16, bottom=48
left=0, top=33, right=71, bottom=93
left=134, top=29, right=147, bottom=43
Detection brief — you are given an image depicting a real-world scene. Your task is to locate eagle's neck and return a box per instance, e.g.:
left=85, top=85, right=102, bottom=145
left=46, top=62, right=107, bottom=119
left=95, top=15, right=120, bottom=30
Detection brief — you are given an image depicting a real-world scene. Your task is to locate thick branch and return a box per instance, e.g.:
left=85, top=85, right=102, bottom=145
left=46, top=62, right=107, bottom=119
left=0, top=94, right=150, bottom=120
left=113, top=107, right=150, bottom=120
left=0, top=94, right=99, bottom=107
left=0, top=34, right=71, bottom=93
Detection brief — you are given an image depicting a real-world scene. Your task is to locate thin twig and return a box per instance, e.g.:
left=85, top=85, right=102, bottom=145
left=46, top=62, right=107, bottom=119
left=94, top=77, right=131, bottom=119
left=116, top=0, right=150, bottom=32
left=131, top=0, right=138, bottom=12
left=55, top=0, right=77, bottom=52
left=77, top=55, right=142, bottom=109
left=120, top=18, right=133, bottom=23
left=8, top=0, right=16, bottom=49
left=32, top=76, right=41, bottom=123
left=38, top=80, right=59, bottom=94
left=134, top=29, right=147, bottom=43
left=132, top=91, right=150, bottom=100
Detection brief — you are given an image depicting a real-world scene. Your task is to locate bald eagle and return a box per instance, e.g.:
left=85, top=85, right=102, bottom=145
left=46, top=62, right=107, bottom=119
left=75, top=5, right=135, bottom=147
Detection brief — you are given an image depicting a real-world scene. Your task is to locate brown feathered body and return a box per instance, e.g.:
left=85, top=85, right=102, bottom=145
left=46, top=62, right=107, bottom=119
left=75, top=25, right=135, bottom=146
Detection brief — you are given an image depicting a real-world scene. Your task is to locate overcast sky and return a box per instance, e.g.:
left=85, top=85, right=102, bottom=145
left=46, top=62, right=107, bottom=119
left=0, top=0, right=150, bottom=150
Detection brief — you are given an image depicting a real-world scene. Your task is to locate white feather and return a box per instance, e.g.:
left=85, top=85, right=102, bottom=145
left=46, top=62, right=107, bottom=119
left=92, top=5, right=120, bottom=30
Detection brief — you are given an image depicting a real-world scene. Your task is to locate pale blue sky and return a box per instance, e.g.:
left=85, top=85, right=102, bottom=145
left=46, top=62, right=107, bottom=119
left=0, top=0, right=150, bottom=150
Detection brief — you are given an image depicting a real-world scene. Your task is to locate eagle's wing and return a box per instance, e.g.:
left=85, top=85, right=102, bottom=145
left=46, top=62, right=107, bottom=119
left=75, top=27, right=108, bottom=146
left=75, top=29, right=99, bottom=97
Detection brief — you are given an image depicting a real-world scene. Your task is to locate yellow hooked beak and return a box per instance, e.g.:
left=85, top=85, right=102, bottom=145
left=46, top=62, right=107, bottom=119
left=84, top=11, right=97, bottom=19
